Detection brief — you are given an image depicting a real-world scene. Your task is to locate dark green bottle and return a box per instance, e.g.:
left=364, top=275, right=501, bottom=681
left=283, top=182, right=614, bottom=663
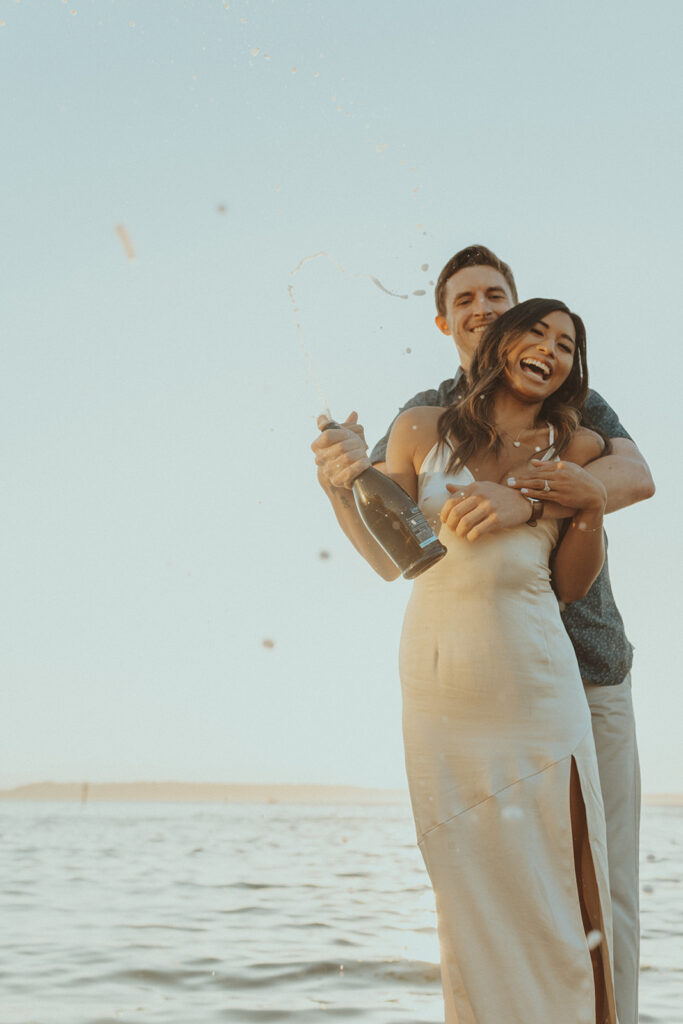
left=323, top=421, right=447, bottom=579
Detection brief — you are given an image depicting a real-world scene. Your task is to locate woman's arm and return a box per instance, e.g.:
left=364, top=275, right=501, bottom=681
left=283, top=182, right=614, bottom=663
left=550, top=429, right=607, bottom=603
left=312, top=414, right=401, bottom=580
left=312, top=409, right=427, bottom=581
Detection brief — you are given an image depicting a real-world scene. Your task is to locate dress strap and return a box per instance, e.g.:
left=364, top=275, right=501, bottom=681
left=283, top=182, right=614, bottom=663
left=536, top=423, right=556, bottom=462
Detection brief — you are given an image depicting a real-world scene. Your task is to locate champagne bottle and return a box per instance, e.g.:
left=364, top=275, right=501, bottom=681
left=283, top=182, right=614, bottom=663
left=322, top=421, right=447, bottom=579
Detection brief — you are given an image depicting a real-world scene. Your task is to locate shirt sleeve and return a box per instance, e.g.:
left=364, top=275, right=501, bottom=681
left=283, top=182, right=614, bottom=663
left=581, top=389, right=633, bottom=442
left=369, top=387, right=441, bottom=464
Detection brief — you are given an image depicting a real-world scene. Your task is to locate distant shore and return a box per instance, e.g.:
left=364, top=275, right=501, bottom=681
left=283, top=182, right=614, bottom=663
left=0, top=781, right=410, bottom=806
left=0, top=781, right=680, bottom=806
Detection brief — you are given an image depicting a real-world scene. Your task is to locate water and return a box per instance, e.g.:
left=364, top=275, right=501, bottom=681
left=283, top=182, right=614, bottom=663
left=0, top=801, right=680, bottom=1024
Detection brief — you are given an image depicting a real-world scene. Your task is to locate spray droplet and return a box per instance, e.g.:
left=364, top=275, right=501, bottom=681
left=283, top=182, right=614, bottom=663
left=250, top=47, right=260, bottom=56
left=318, top=550, right=331, bottom=560
left=115, top=224, right=135, bottom=260
left=501, top=805, right=524, bottom=821
left=405, top=347, right=412, bottom=354
left=421, top=264, right=429, bottom=271
left=587, top=930, right=603, bottom=950
left=262, top=638, right=275, bottom=649
left=412, top=290, right=426, bottom=296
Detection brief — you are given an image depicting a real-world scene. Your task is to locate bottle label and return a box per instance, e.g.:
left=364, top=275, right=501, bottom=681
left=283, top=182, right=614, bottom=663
left=407, top=506, right=440, bottom=548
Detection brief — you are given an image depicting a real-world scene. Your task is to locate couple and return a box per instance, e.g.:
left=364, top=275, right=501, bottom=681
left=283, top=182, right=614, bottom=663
left=311, top=246, right=654, bottom=1024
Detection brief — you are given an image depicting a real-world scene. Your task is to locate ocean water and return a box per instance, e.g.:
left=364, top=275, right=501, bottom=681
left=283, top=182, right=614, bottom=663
left=0, top=801, right=680, bottom=1024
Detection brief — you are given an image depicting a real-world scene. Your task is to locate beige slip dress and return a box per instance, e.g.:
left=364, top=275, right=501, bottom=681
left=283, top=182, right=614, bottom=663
left=399, top=428, right=618, bottom=1023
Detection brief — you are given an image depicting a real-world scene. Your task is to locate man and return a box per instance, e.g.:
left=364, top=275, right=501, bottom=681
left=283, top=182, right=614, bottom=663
left=311, top=245, right=654, bottom=1024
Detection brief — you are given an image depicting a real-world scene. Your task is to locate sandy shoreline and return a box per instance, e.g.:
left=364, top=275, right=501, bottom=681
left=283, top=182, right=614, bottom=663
left=0, top=781, right=680, bottom=806
left=0, top=781, right=410, bottom=806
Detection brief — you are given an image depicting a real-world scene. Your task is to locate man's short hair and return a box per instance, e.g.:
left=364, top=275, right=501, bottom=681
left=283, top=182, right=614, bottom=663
left=435, top=245, right=519, bottom=315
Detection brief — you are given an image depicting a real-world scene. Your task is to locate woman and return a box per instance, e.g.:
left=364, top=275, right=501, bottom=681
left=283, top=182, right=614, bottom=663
left=328, top=299, right=617, bottom=1023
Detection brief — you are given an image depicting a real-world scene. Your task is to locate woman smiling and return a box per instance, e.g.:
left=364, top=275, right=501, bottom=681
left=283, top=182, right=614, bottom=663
left=367, top=299, right=615, bottom=1023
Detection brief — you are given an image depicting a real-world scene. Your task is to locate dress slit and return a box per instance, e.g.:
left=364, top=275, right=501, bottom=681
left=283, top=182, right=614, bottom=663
left=570, top=755, right=618, bottom=1024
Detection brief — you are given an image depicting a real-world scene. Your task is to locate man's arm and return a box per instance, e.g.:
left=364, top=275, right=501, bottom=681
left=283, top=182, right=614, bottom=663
left=581, top=388, right=655, bottom=509
left=508, top=390, right=655, bottom=511
left=583, top=438, right=655, bottom=512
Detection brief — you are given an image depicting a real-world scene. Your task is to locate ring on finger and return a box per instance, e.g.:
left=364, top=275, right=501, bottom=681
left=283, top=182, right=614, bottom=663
left=543, top=479, right=551, bottom=492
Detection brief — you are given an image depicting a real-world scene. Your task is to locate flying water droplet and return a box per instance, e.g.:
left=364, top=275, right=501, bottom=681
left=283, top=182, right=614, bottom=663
left=587, top=930, right=603, bottom=950
left=501, top=805, right=524, bottom=821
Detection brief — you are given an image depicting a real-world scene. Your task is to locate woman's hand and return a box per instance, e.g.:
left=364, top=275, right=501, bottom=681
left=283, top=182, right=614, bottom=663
left=440, top=481, right=532, bottom=541
left=311, top=412, right=371, bottom=489
left=506, top=459, right=607, bottom=511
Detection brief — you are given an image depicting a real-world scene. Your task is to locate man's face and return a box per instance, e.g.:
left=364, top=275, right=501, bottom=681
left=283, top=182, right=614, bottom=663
left=435, top=265, right=514, bottom=370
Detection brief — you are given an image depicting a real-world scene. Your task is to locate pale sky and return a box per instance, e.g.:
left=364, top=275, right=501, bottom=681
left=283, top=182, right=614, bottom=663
left=2, top=0, right=681, bottom=793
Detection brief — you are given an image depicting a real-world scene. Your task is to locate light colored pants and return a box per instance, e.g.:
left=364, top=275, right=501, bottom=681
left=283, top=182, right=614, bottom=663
left=584, top=674, right=641, bottom=1024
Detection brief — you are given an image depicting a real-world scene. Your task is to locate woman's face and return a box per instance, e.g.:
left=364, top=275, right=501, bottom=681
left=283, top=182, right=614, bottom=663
left=503, top=310, right=577, bottom=401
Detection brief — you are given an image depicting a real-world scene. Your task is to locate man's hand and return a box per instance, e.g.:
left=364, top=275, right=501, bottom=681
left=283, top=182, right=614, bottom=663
left=311, top=412, right=371, bottom=489
left=440, top=480, right=532, bottom=541
left=506, top=458, right=607, bottom=510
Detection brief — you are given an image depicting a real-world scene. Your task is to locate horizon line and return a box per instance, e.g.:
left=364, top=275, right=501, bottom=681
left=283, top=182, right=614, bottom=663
left=0, top=780, right=680, bottom=807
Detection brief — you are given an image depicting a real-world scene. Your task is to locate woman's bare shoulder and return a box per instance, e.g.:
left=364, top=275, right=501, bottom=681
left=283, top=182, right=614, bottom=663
left=389, top=406, right=443, bottom=470
left=393, top=405, right=443, bottom=428
left=390, top=405, right=442, bottom=442
left=562, top=426, right=605, bottom=466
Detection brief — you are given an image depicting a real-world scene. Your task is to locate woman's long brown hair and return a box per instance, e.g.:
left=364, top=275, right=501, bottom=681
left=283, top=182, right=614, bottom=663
left=438, top=298, right=589, bottom=473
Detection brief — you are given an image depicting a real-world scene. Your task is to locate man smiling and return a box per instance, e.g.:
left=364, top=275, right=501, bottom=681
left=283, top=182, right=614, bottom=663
left=311, top=245, right=654, bottom=1024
